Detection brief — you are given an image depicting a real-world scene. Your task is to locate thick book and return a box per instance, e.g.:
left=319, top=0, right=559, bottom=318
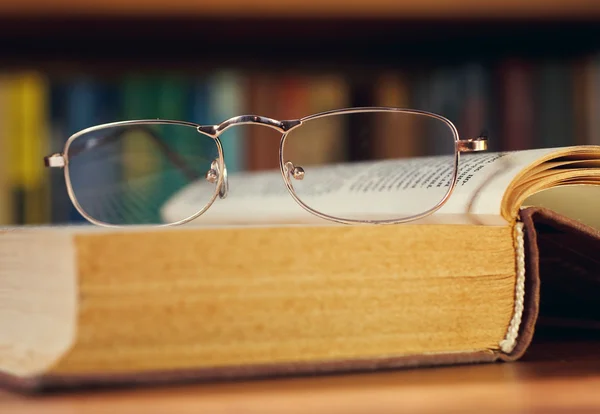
left=1, top=146, right=600, bottom=391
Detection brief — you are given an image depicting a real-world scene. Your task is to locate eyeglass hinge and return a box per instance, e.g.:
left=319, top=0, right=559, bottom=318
left=44, top=153, right=66, bottom=168
left=457, top=135, right=488, bottom=153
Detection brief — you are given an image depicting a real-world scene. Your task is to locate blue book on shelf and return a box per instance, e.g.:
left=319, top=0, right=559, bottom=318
left=65, top=77, right=120, bottom=223
left=208, top=71, right=246, bottom=173
left=48, top=80, right=70, bottom=224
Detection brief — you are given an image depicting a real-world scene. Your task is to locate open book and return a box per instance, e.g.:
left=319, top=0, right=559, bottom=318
left=162, top=146, right=600, bottom=229
left=1, top=146, right=600, bottom=391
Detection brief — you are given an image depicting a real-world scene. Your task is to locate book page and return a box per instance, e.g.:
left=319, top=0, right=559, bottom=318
left=161, top=147, right=564, bottom=226
left=522, top=185, right=600, bottom=230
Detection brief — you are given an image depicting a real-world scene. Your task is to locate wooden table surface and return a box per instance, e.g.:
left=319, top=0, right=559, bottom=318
left=2, top=336, right=600, bottom=414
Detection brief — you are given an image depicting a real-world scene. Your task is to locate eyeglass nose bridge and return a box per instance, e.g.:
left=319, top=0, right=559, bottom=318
left=198, top=115, right=302, bottom=137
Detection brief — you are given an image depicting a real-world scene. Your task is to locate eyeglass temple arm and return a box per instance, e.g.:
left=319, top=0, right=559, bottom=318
left=44, top=125, right=201, bottom=181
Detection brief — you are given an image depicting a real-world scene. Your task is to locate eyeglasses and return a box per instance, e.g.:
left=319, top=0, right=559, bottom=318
left=44, top=107, right=488, bottom=227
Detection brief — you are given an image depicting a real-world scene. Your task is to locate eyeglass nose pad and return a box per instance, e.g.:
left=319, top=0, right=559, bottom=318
left=205, top=159, right=229, bottom=199
left=285, top=161, right=305, bottom=181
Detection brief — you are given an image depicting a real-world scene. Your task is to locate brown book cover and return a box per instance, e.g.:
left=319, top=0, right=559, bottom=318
left=372, top=72, right=420, bottom=159
left=246, top=73, right=280, bottom=171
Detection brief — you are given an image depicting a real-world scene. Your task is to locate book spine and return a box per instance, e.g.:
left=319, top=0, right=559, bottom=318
left=6, top=72, right=50, bottom=225
left=0, top=75, right=11, bottom=224
left=208, top=71, right=246, bottom=173
left=246, top=73, right=280, bottom=171
left=497, top=59, right=535, bottom=151
left=373, top=71, right=419, bottom=158
left=65, top=76, right=97, bottom=222
left=588, top=54, right=600, bottom=145
left=535, top=60, right=574, bottom=149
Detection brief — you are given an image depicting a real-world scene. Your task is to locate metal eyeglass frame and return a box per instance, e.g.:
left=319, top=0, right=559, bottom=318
left=44, top=107, right=488, bottom=227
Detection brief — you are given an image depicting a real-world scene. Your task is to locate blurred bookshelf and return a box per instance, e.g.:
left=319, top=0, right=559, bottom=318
left=1, top=1, right=600, bottom=225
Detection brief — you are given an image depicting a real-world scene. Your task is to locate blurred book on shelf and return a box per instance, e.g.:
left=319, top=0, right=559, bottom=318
left=1, top=53, right=600, bottom=225
left=0, top=72, right=50, bottom=226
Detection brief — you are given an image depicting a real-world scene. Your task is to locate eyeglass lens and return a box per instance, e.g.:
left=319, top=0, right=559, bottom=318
left=67, top=123, right=219, bottom=225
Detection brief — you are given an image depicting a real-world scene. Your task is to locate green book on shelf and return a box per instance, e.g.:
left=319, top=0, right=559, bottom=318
left=120, top=75, right=198, bottom=223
